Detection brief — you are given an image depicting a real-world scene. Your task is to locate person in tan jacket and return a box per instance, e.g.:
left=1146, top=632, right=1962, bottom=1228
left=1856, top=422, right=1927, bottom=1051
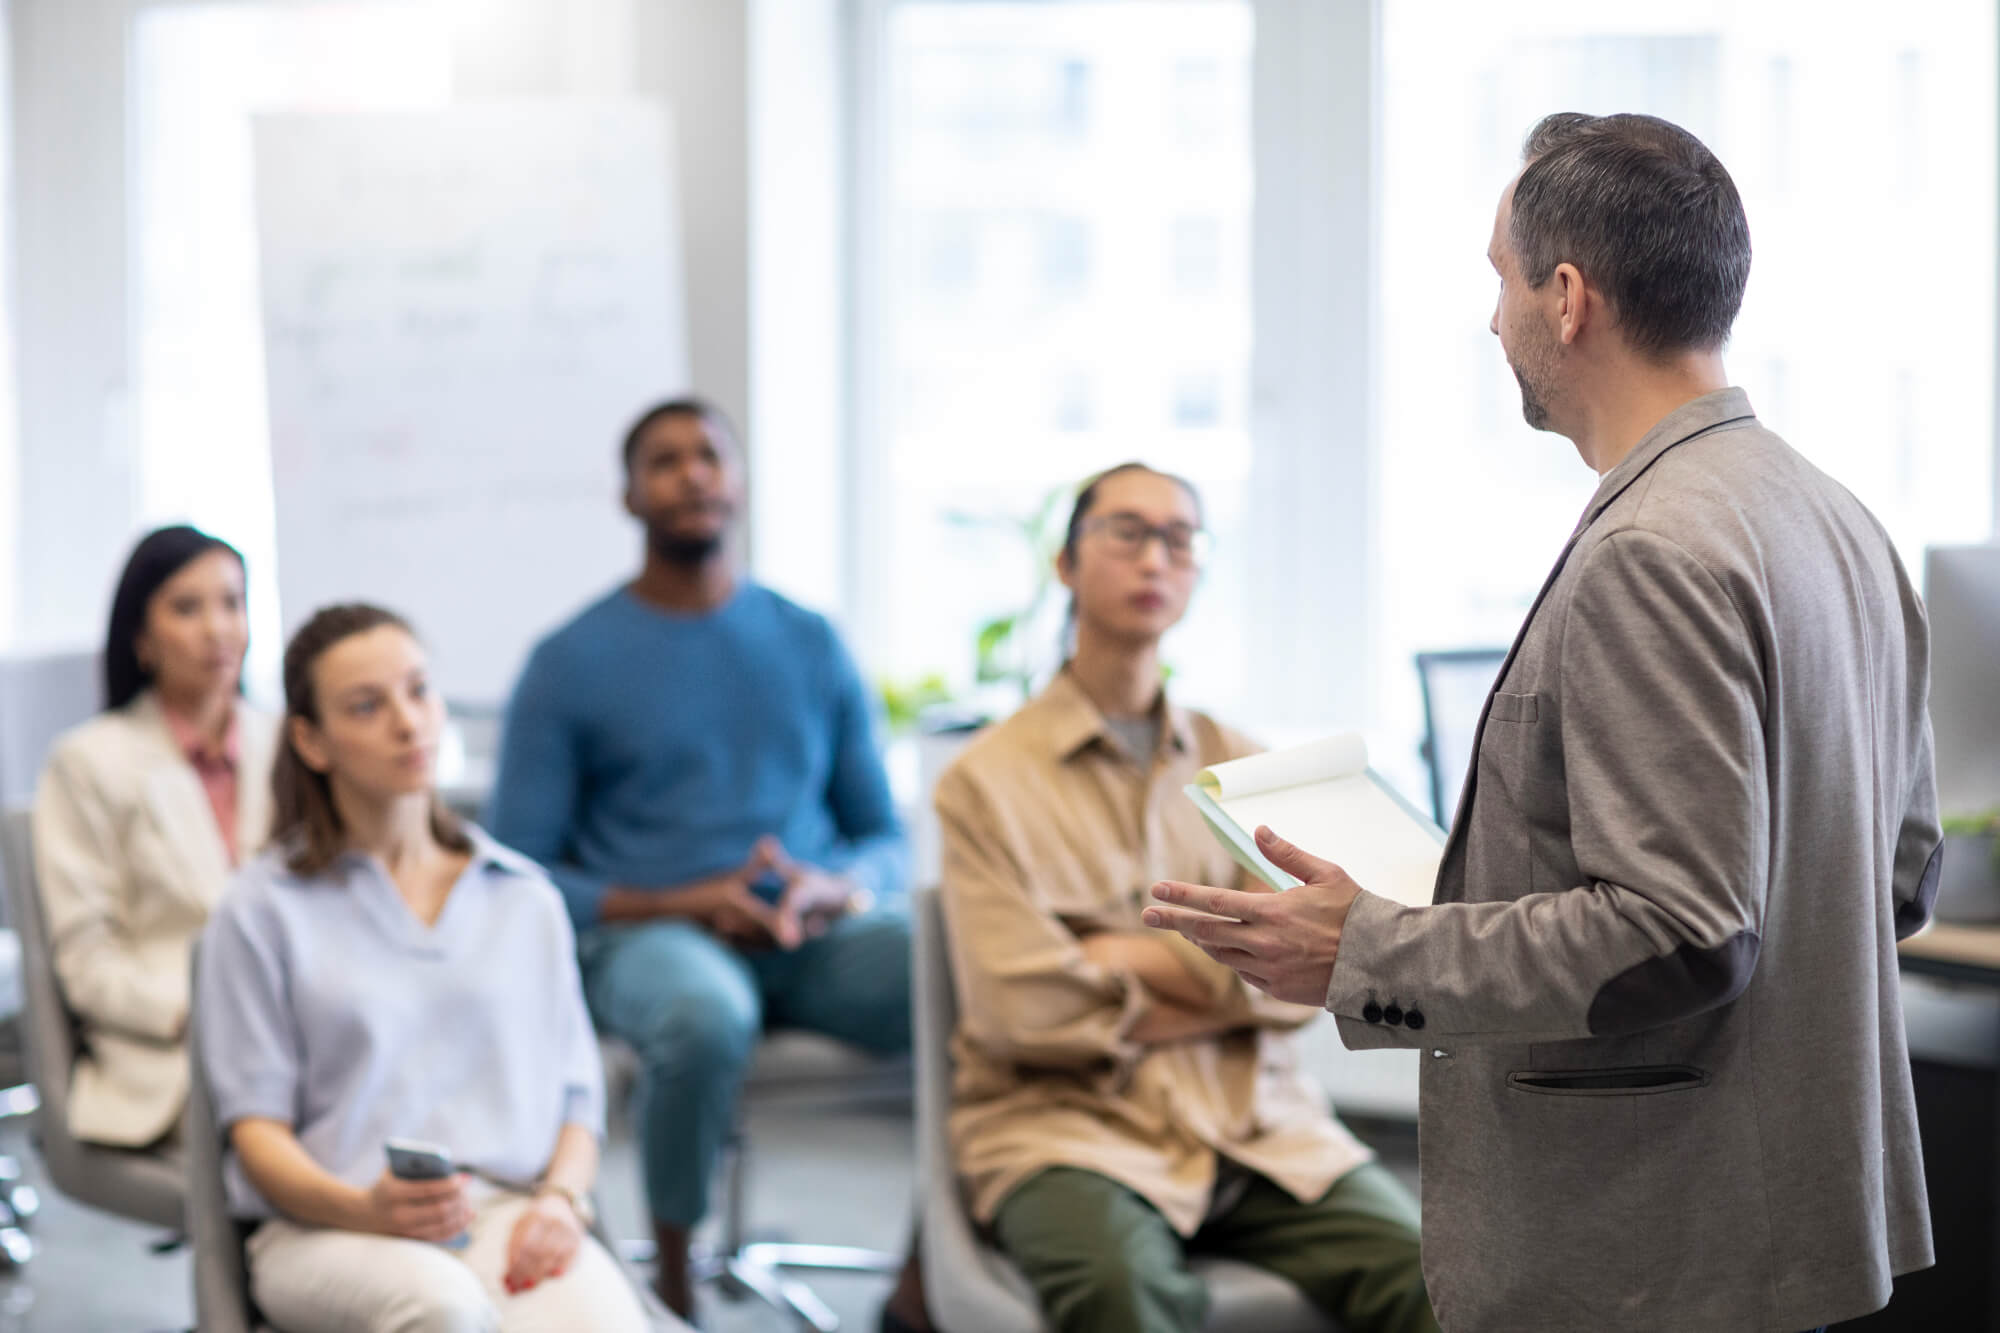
left=32, top=526, right=277, bottom=1147
left=934, top=464, right=1436, bottom=1333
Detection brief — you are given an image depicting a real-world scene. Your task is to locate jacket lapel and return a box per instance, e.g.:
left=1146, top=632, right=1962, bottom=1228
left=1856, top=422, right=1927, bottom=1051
left=130, top=694, right=234, bottom=909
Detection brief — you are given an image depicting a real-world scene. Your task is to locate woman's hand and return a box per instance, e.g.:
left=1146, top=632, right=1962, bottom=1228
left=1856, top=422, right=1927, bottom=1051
left=503, top=1191, right=585, bottom=1295
left=361, top=1169, right=474, bottom=1243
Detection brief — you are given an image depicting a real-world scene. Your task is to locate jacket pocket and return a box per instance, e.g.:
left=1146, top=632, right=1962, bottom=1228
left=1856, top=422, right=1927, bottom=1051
left=1507, top=1064, right=1708, bottom=1097
left=1487, top=690, right=1539, bottom=723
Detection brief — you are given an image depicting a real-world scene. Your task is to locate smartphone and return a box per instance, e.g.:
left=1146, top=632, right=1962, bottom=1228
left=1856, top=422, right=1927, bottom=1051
left=385, top=1137, right=453, bottom=1180
left=384, top=1138, right=469, bottom=1249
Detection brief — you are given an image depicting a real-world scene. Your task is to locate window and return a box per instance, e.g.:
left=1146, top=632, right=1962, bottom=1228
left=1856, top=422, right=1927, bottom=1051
left=1373, top=0, right=1997, bottom=789
left=129, top=2, right=452, bottom=690
left=866, top=1, right=1255, bottom=719
left=1169, top=214, right=1222, bottom=293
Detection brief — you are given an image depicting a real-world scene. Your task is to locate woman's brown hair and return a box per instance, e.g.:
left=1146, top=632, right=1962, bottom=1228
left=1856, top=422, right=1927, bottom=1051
left=271, top=603, right=470, bottom=877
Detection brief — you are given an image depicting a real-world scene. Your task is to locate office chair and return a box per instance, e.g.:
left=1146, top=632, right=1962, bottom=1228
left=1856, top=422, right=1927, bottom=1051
left=1414, top=648, right=1508, bottom=828
left=0, top=809, right=184, bottom=1242
left=911, top=886, right=1339, bottom=1332
left=0, top=930, right=39, bottom=1269
left=0, top=650, right=103, bottom=1269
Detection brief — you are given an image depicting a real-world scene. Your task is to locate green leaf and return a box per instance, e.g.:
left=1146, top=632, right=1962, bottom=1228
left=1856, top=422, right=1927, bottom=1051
left=974, top=615, right=1017, bottom=683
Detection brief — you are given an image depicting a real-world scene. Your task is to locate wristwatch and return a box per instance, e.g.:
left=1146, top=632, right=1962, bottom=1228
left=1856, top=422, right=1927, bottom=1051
left=535, top=1181, right=596, bottom=1228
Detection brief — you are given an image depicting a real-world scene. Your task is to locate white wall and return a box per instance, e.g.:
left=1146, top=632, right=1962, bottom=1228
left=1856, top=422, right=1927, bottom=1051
left=634, top=0, right=750, bottom=445
left=9, top=0, right=133, bottom=652
left=748, top=0, right=848, bottom=620
left=1247, top=0, right=1383, bottom=732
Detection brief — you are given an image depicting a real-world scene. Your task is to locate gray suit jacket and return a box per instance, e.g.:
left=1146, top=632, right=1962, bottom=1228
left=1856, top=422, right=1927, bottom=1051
left=1329, top=389, right=1940, bottom=1332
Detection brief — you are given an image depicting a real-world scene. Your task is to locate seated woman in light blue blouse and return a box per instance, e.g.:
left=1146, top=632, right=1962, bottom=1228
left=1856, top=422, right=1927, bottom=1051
left=195, top=603, right=666, bottom=1333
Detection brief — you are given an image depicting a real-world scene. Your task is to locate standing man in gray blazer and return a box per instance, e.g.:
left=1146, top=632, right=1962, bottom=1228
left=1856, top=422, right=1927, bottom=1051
left=1145, top=112, right=1941, bottom=1332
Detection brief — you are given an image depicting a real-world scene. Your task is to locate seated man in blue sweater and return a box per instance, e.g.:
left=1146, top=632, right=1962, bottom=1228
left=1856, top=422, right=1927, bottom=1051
left=488, top=397, right=927, bottom=1328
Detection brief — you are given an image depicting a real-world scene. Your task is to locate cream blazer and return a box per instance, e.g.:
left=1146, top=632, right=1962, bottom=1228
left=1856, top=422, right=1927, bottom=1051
left=32, top=691, right=278, bottom=1146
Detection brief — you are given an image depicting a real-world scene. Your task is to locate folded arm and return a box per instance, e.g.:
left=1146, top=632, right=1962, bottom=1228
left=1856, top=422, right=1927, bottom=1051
left=937, top=771, right=1160, bottom=1071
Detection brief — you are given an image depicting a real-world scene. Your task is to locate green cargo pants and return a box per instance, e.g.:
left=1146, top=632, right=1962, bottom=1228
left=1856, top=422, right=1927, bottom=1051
left=991, top=1163, right=1438, bottom=1333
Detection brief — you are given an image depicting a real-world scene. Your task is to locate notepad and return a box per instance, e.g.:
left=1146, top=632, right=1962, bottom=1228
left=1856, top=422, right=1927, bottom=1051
left=1185, top=735, right=1446, bottom=907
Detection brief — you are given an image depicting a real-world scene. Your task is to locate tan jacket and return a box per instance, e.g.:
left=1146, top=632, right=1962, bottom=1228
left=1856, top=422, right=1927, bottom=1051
left=33, top=691, right=278, bottom=1146
left=1328, top=390, right=1940, bottom=1330
left=934, top=670, right=1370, bottom=1236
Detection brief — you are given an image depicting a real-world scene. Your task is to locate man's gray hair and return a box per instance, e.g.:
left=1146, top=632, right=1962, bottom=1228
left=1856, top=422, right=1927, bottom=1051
left=1512, top=112, right=1751, bottom=357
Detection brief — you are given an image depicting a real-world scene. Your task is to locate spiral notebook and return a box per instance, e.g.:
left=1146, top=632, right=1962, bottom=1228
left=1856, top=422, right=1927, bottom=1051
left=1184, top=734, right=1447, bottom=908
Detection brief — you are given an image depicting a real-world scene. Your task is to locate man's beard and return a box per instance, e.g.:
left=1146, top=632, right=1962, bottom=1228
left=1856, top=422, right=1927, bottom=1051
left=1507, top=325, right=1560, bottom=432
left=648, top=527, right=726, bottom=567
left=1514, top=362, right=1552, bottom=430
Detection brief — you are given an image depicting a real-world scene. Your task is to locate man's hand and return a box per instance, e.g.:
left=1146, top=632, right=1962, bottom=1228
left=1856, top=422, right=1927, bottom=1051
left=758, top=837, right=860, bottom=951
left=671, top=844, right=790, bottom=949
left=1142, top=825, right=1363, bottom=1006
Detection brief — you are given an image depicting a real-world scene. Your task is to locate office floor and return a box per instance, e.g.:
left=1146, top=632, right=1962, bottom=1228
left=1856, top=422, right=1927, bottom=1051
left=0, top=1103, right=1421, bottom=1333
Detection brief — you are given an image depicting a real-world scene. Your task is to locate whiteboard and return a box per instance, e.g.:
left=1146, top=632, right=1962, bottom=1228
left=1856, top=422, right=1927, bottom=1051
left=252, top=102, right=688, bottom=704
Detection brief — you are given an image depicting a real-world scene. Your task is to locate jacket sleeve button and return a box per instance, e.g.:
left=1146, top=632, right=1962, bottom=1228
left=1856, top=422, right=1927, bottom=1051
left=1383, top=1004, right=1405, bottom=1026
left=1404, top=1009, right=1426, bottom=1031
left=1361, top=1002, right=1383, bottom=1024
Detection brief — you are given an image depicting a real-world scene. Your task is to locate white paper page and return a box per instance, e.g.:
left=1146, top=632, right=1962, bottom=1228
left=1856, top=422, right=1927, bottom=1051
left=1216, top=773, right=1442, bottom=908
left=1200, top=734, right=1370, bottom=799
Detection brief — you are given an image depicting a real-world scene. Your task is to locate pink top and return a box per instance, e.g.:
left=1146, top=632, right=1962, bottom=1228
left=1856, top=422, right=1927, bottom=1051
left=161, top=704, right=243, bottom=867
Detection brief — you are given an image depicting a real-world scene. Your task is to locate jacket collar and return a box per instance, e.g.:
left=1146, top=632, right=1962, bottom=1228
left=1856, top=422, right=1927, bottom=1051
left=1574, top=387, right=1758, bottom=538
left=157, top=698, right=242, bottom=771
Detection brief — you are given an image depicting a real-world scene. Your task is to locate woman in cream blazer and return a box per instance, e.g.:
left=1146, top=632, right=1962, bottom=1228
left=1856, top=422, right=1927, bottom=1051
left=32, top=526, right=277, bottom=1147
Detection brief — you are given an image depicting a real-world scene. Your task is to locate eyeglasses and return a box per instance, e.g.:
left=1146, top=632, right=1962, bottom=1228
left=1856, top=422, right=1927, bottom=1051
left=1082, top=513, right=1212, bottom=569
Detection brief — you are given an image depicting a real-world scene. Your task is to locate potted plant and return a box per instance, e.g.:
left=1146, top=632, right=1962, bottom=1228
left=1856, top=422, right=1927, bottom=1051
left=948, top=480, right=1077, bottom=710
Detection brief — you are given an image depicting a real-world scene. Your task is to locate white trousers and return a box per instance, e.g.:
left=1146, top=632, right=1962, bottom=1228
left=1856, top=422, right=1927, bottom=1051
left=246, top=1186, right=666, bottom=1333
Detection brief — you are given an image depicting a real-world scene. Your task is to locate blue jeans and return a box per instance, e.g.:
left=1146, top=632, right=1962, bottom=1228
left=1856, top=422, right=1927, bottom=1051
left=578, top=908, right=913, bottom=1226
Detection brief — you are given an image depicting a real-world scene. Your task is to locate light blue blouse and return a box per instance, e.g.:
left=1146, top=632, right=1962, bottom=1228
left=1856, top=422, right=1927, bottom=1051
left=195, top=827, right=605, bottom=1219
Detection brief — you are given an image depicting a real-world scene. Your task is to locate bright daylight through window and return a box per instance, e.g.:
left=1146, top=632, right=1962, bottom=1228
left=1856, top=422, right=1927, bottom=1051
left=871, top=1, right=1255, bottom=728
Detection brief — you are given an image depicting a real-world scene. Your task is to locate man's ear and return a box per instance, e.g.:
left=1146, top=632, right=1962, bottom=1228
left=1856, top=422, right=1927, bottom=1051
left=1553, top=261, right=1589, bottom=345
left=1055, top=546, right=1078, bottom=594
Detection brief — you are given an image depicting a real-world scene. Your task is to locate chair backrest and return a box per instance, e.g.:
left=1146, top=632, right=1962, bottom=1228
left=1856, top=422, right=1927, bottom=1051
left=184, top=946, right=260, bottom=1333
left=0, top=651, right=100, bottom=811
left=1414, top=649, right=1507, bottom=827
left=913, top=888, right=959, bottom=1193
left=912, top=887, right=1042, bottom=1333
left=0, top=809, right=78, bottom=1124
left=2, top=807, right=193, bottom=1233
